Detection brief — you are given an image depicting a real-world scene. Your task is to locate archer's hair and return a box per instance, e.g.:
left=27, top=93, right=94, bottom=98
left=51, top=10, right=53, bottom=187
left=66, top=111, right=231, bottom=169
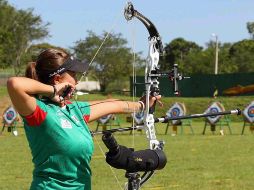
left=25, top=48, right=69, bottom=84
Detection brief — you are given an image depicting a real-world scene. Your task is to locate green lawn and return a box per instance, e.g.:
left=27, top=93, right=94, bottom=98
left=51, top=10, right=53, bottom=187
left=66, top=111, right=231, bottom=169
left=0, top=121, right=254, bottom=190
left=0, top=88, right=254, bottom=189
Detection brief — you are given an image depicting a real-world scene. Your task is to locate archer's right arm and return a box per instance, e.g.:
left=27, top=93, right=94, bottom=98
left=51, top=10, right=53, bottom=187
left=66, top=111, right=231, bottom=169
left=7, top=77, right=75, bottom=116
left=7, top=77, right=55, bottom=116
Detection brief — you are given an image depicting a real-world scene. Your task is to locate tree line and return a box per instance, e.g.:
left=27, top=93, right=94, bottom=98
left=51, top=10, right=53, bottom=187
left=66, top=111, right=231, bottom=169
left=160, top=36, right=254, bottom=75
left=1, top=0, right=254, bottom=92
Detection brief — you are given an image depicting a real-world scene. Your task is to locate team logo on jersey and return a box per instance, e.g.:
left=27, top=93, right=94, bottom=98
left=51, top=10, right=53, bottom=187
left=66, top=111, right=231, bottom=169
left=60, top=118, right=72, bottom=129
left=56, top=110, right=65, bottom=116
left=71, top=115, right=80, bottom=123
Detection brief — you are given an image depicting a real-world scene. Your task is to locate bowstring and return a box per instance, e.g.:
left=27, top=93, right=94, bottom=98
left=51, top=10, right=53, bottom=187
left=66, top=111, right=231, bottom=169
left=79, top=10, right=121, bottom=83
left=129, top=19, right=137, bottom=149
left=74, top=7, right=125, bottom=190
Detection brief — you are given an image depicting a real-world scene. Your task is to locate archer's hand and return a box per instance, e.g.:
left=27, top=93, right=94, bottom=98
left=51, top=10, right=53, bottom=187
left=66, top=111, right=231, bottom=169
left=139, top=95, right=163, bottom=110
left=51, top=82, right=75, bottom=103
left=151, top=95, right=163, bottom=107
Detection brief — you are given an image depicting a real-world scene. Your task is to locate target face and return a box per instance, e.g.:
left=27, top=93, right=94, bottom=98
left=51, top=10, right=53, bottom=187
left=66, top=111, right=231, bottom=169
left=243, top=101, right=254, bottom=123
left=3, top=106, right=17, bottom=125
left=166, top=102, right=186, bottom=125
left=209, top=107, right=219, bottom=118
left=204, top=102, right=225, bottom=124
left=6, top=110, right=15, bottom=120
left=98, top=114, right=112, bottom=124
left=247, top=106, right=254, bottom=117
left=171, top=108, right=181, bottom=117
left=132, top=112, right=144, bottom=125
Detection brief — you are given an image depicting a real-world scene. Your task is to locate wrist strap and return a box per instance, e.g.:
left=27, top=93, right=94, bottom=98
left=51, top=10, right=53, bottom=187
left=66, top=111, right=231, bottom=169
left=50, top=85, right=57, bottom=98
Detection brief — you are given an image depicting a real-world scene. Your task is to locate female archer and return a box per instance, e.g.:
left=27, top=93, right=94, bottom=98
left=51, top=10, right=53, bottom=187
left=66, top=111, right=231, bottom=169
left=7, top=48, right=160, bottom=190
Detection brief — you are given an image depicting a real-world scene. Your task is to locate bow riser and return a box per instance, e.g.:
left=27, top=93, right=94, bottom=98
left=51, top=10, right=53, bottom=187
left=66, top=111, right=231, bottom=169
left=145, top=37, right=161, bottom=150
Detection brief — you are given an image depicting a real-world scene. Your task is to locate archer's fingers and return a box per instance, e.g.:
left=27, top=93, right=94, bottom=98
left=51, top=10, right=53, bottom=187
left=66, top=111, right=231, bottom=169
left=152, top=95, right=161, bottom=101
left=157, top=100, right=164, bottom=107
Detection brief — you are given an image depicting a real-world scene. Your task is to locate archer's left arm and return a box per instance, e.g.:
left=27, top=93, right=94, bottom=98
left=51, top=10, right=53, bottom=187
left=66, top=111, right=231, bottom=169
left=88, top=99, right=142, bottom=122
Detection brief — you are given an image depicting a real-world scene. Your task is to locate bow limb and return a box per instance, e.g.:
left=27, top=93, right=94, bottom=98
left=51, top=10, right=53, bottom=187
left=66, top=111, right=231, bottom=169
left=124, top=2, right=164, bottom=54
left=144, top=37, right=161, bottom=150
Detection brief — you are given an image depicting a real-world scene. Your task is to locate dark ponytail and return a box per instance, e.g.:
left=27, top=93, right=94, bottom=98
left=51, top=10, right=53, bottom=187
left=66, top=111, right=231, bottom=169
left=25, top=62, right=38, bottom=80
left=24, top=49, right=69, bottom=84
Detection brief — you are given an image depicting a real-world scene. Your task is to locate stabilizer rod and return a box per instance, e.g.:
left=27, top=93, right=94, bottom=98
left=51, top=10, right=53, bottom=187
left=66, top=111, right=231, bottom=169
left=156, top=108, right=241, bottom=123
left=91, top=109, right=241, bottom=135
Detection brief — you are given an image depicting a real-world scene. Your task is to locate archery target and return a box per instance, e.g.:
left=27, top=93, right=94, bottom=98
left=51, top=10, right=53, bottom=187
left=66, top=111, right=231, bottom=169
left=3, top=106, right=17, bottom=125
left=204, top=102, right=225, bottom=124
left=98, top=114, right=112, bottom=124
left=132, top=112, right=145, bottom=125
left=243, top=101, right=254, bottom=123
left=166, top=102, right=186, bottom=125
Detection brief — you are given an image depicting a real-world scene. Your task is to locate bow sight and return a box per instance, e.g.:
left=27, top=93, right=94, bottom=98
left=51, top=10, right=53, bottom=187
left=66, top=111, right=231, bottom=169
left=148, top=64, right=189, bottom=95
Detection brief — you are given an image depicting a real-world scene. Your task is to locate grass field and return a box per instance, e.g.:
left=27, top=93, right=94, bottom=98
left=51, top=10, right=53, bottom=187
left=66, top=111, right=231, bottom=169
left=1, top=121, right=254, bottom=190
left=0, top=86, right=254, bottom=189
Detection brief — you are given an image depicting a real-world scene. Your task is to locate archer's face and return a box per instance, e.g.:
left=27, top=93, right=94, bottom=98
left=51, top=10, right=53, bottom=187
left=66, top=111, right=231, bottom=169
left=58, top=71, right=78, bottom=86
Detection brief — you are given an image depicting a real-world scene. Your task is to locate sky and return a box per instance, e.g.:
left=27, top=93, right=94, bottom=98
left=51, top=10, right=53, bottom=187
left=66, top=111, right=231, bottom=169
left=7, top=0, right=254, bottom=57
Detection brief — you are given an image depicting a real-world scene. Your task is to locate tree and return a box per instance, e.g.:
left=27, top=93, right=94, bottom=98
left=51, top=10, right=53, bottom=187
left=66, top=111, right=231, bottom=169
left=229, top=39, right=254, bottom=72
left=247, top=22, right=254, bottom=39
left=181, top=47, right=214, bottom=74
left=20, top=43, right=69, bottom=69
left=0, top=0, right=16, bottom=68
left=0, top=1, right=50, bottom=75
left=215, top=43, right=237, bottom=73
left=161, top=38, right=202, bottom=71
left=72, top=31, right=144, bottom=92
left=203, top=41, right=237, bottom=74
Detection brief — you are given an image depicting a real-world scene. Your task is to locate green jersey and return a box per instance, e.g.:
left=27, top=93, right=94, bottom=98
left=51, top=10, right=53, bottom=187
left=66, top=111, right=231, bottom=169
left=23, top=98, right=94, bottom=190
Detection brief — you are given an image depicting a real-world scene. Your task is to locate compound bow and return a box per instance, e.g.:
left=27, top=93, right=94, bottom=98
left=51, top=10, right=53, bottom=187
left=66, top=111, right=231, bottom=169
left=92, top=2, right=241, bottom=190
left=72, top=2, right=241, bottom=190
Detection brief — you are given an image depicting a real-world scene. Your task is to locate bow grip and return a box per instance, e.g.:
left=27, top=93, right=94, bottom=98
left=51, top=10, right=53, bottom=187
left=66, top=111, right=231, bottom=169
left=149, top=92, right=158, bottom=114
